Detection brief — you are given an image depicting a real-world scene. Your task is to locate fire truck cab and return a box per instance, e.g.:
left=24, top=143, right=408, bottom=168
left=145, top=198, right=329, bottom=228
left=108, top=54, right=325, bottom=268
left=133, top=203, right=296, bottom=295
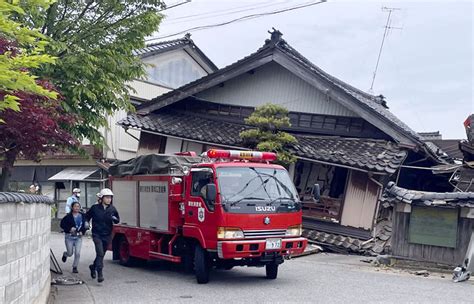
left=109, top=150, right=308, bottom=284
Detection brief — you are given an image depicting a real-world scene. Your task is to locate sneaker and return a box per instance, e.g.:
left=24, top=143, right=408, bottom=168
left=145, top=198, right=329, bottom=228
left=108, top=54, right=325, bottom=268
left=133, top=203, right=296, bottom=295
left=97, top=269, right=104, bottom=283
left=89, top=264, right=96, bottom=279
left=61, top=254, right=67, bottom=263
left=72, top=267, right=78, bottom=273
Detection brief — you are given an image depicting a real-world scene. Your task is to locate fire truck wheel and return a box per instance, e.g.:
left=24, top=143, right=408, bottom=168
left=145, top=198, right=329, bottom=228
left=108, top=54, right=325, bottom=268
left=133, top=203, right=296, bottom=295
left=265, top=263, right=279, bottom=279
left=118, top=237, right=135, bottom=266
left=194, top=245, right=210, bottom=284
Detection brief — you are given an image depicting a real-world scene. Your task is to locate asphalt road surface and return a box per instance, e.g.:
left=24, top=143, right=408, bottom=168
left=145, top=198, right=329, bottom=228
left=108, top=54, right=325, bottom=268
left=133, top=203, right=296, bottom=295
left=50, top=232, right=473, bottom=304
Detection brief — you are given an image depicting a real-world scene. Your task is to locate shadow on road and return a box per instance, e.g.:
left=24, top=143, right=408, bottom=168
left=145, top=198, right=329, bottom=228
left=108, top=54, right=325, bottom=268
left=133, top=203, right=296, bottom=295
left=111, top=259, right=287, bottom=286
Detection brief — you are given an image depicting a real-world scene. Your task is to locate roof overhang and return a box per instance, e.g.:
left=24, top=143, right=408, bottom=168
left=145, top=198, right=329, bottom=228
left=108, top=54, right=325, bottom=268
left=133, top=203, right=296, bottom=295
left=48, top=167, right=105, bottom=182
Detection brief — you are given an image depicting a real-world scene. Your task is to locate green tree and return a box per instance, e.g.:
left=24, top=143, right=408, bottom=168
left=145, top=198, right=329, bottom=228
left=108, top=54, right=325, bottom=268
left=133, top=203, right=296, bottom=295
left=0, top=0, right=56, bottom=115
left=240, top=103, right=298, bottom=166
left=17, top=0, right=165, bottom=145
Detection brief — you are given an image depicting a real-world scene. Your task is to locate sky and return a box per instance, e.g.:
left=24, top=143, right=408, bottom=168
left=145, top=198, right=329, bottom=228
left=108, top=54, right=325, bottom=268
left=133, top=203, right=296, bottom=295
left=149, top=0, right=473, bottom=139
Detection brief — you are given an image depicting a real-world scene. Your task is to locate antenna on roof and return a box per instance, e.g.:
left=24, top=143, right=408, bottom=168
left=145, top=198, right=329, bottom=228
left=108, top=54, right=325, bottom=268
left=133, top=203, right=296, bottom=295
left=369, top=6, right=402, bottom=93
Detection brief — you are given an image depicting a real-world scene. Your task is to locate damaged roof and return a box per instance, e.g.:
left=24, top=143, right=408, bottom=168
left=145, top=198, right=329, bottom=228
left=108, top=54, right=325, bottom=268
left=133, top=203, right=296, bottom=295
left=422, top=139, right=463, bottom=162
left=383, top=181, right=474, bottom=208
left=121, top=111, right=407, bottom=174
left=135, top=30, right=424, bottom=149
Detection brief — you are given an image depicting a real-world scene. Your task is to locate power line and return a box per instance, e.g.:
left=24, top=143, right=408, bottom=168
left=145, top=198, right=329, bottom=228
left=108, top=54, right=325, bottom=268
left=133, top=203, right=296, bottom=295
left=369, top=6, right=402, bottom=92
left=166, top=1, right=288, bottom=25
left=147, top=0, right=327, bottom=41
left=167, top=1, right=277, bottom=22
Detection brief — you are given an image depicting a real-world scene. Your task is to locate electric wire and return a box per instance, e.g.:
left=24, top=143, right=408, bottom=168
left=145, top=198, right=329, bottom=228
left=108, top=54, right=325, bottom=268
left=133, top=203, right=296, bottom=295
left=146, top=0, right=326, bottom=41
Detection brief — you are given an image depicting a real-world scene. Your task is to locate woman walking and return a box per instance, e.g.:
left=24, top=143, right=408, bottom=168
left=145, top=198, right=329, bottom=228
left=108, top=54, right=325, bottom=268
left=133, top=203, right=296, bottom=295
left=60, top=201, right=88, bottom=273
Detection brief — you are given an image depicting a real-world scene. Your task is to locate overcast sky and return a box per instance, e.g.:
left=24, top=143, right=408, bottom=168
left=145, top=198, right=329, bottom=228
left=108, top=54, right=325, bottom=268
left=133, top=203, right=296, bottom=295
left=149, top=0, right=473, bottom=139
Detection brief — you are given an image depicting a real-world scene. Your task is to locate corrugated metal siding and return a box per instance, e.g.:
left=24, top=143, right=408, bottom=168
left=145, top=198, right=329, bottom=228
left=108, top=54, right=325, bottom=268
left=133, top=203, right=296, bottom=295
left=340, top=171, right=380, bottom=229
left=196, top=62, right=357, bottom=117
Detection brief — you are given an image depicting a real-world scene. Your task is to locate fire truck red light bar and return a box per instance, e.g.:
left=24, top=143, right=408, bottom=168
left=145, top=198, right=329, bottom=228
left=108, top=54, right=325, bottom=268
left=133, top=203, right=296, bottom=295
left=207, top=150, right=277, bottom=161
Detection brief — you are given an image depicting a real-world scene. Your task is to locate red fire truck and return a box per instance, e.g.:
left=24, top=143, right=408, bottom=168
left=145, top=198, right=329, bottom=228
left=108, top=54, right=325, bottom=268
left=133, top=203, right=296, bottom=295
left=109, top=150, right=309, bottom=284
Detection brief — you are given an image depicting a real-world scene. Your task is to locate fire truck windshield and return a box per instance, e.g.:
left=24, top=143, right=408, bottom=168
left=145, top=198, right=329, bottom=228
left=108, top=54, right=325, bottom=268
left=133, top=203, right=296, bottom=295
left=217, top=167, right=300, bottom=213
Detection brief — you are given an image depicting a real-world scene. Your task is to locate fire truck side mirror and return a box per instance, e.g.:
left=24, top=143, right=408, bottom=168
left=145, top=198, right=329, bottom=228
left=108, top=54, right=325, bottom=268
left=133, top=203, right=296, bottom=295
left=311, top=184, right=321, bottom=202
left=205, top=184, right=217, bottom=203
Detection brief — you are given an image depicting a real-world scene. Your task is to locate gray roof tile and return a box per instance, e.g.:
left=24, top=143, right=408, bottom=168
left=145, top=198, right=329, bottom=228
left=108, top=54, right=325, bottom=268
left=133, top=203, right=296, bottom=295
left=384, top=181, right=474, bottom=207
left=0, top=192, right=53, bottom=204
left=121, top=111, right=407, bottom=174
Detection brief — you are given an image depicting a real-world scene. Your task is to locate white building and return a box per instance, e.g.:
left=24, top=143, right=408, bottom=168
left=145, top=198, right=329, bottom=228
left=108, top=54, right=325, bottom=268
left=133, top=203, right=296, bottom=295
left=12, top=35, right=217, bottom=215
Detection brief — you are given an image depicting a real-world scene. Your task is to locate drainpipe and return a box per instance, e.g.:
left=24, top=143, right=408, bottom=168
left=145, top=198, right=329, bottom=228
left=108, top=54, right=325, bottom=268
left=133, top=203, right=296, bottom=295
left=124, top=127, right=140, bottom=142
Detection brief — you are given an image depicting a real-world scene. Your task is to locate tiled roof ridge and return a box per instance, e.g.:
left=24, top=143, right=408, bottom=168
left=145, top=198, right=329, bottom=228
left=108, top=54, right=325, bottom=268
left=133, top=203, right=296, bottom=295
left=144, top=36, right=190, bottom=48
left=0, top=192, right=54, bottom=204
left=385, top=181, right=474, bottom=204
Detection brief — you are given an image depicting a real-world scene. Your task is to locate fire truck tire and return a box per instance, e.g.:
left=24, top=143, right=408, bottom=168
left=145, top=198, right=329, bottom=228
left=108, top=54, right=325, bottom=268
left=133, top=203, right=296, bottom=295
left=265, top=263, right=278, bottom=279
left=118, top=237, right=138, bottom=267
left=194, top=245, right=210, bottom=284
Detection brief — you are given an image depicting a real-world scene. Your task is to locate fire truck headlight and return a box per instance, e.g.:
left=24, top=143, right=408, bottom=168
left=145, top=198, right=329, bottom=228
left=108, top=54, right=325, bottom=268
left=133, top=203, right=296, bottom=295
left=286, top=225, right=302, bottom=236
left=217, top=227, right=244, bottom=239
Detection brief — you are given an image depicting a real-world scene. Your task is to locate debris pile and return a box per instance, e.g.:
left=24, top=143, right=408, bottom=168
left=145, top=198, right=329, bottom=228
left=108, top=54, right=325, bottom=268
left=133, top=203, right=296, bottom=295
left=302, top=218, right=393, bottom=256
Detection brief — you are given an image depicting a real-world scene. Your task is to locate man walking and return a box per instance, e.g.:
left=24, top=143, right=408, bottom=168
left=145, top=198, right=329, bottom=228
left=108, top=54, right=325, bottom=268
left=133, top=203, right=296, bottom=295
left=86, top=188, right=120, bottom=283
left=65, top=188, right=81, bottom=213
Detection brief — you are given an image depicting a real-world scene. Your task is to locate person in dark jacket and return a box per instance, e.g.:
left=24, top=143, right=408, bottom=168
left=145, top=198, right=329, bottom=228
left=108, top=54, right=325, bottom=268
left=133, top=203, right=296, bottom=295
left=86, top=188, right=119, bottom=283
left=60, top=201, right=88, bottom=273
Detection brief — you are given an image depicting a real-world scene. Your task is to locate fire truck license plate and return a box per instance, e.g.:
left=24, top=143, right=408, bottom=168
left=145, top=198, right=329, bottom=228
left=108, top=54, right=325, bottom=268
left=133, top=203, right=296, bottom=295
left=265, top=238, right=282, bottom=250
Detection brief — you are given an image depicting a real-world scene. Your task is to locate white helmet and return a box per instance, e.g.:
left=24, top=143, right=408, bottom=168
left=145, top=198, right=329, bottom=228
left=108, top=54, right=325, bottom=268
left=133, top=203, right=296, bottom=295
left=72, top=188, right=81, bottom=193
left=99, top=188, right=114, bottom=197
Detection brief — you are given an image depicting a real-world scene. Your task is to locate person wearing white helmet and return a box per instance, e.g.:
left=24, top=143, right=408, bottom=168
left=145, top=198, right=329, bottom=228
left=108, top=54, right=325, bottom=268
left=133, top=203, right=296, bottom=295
left=65, top=188, right=81, bottom=213
left=85, top=188, right=120, bottom=283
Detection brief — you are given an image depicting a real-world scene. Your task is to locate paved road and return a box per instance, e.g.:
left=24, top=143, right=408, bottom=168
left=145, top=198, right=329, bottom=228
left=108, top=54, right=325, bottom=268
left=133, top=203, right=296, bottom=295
left=50, top=232, right=473, bottom=304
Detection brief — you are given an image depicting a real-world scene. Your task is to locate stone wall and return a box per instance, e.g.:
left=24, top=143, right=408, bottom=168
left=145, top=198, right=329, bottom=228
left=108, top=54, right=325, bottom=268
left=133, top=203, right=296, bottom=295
left=0, top=193, right=53, bottom=304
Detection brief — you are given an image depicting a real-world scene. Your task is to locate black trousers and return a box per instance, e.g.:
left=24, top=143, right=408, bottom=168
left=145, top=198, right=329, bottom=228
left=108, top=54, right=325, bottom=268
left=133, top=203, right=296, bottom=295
left=92, top=235, right=111, bottom=271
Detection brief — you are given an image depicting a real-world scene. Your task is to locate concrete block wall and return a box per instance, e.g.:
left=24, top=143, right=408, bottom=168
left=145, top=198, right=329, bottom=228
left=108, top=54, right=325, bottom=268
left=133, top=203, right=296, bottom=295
left=0, top=202, right=51, bottom=304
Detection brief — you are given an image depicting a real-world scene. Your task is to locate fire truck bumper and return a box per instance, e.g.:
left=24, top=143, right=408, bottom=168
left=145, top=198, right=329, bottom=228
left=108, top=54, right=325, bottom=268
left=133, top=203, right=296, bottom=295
left=217, top=237, right=307, bottom=260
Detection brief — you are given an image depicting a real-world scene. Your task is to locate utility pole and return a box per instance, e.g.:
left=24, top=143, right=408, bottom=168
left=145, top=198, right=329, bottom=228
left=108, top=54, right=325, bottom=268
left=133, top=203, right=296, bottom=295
left=369, top=6, right=402, bottom=93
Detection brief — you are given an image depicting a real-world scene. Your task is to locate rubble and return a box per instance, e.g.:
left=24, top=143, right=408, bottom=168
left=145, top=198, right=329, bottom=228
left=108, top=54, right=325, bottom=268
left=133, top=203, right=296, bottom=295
left=292, top=243, right=323, bottom=258
left=413, top=270, right=430, bottom=277
left=302, top=217, right=393, bottom=256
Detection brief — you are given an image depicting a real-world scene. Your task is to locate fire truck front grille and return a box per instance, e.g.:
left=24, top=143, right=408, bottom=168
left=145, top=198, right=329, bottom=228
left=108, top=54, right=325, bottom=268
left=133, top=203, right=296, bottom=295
left=243, top=229, right=286, bottom=239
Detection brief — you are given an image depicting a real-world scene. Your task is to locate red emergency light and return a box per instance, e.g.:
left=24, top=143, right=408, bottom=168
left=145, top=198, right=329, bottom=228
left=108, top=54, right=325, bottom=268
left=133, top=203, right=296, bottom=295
left=206, top=149, right=277, bottom=162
